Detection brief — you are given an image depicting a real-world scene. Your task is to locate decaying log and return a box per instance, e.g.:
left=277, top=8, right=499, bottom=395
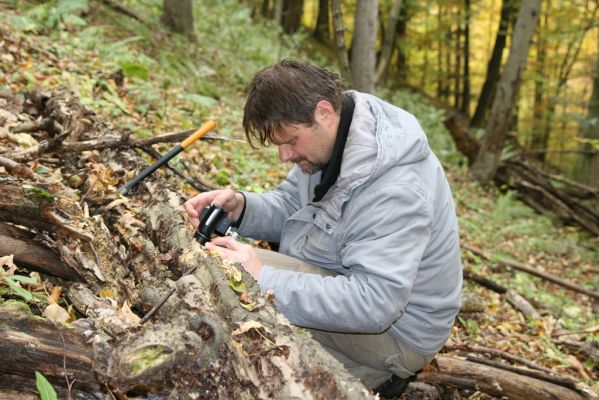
left=0, top=177, right=135, bottom=303
left=0, top=222, right=79, bottom=280
left=0, top=90, right=376, bottom=399
left=0, top=309, right=101, bottom=396
left=435, top=355, right=584, bottom=400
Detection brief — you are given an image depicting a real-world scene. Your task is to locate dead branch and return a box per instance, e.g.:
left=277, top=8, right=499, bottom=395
left=444, top=343, right=555, bottom=374
left=444, top=111, right=599, bottom=236
left=462, top=243, right=599, bottom=300
left=435, top=355, right=584, bottom=400
left=99, top=0, right=150, bottom=25
left=0, top=155, right=49, bottom=182
left=465, top=354, right=579, bottom=391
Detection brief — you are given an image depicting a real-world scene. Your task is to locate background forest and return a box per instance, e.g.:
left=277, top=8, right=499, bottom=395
left=0, top=0, right=598, bottom=399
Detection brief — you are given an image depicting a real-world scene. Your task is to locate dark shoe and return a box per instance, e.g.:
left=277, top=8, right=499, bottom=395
left=374, top=374, right=412, bottom=399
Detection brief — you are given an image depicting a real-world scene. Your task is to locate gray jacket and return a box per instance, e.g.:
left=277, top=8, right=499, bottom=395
left=239, top=91, right=462, bottom=355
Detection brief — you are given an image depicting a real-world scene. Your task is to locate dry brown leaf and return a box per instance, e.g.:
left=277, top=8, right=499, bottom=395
left=47, top=286, right=62, bottom=305
left=232, top=320, right=269, bottom=336
left=117, top=301, right=141, bottom=325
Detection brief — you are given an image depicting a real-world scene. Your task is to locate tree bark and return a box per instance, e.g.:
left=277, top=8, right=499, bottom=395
left=351, top=0, right=378, bottom=93
left=161, top=0, right=197, bottom=43
left=331, top=0, right=352, bottom=83
left=470, top=0, right=515, bottom=128
left=460, top=0, right=471, bottom=116
left=375, top=0, right=403, bottom=84
left=313, top=0, right=331, bottom=43
left=0, top=222, right=79, bottom=280
left=281, top=0, right=304, bottom=34
left=573, top=15, right=599, bottom=185
left=470, top=0, right=541, bottom=182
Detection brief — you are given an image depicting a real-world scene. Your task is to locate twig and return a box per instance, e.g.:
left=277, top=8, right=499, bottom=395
left=0, top=155, right=49, bottom=182
left=463, top=268, right=507, bottom=294
left=461, top=243, right=599, bottom=300
left=466, top=355, right=580, bottom=391
left=5, top=129, right=244, bottom=161
left=139, top=265, right=198, bottom=324
left=59, top=331, right=76, bottom=400
left=444, top=344, right=554, bottom=374
left=553, top=325, right=599, bottom=338
left=99, top=0, right=149, bottom=25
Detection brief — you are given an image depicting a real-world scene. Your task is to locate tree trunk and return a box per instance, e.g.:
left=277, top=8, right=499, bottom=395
left=351, top=0, right=379, bottom=93
left=460, top=0, right=471, bottom=116
left=470, top=0, right=541, bottom=182
left=375, top=0, right=403, bottom=84
left=314, top=0, right=331, bottom=43
left=573, top=28, right=599, bottom=186
left=453, top=5, right=462, bottom=110
left=331, top=0, right=352, bottom=83
left=470, top=0, right=515, bottom=128
left=281, top=0, right=304, bottom=34
left=529, top=0, right=548, bottom=161
left=161, top=0, right=197, bottom=43
left=536, top=0, right=598, bottom=169
left=396, top=4, right=408, bottom=84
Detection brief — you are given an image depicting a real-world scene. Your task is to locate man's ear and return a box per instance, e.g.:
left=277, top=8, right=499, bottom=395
left=314, top=100, right=336, bottom=123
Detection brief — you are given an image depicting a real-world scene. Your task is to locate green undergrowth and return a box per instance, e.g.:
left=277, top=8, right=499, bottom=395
left=1, top=0, right=597, bottom=389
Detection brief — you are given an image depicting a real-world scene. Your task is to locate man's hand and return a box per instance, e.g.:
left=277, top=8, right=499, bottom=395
left=184, top=189, right=245, bottom=229
left=206, top=236, right=263, bottom=280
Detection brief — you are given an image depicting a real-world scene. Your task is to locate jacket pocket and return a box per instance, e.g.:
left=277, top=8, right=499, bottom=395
left=296, top=226, right=340, bottom=266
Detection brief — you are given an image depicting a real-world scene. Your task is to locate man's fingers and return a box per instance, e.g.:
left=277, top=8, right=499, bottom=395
left=210, top=236, right=239, bottom=250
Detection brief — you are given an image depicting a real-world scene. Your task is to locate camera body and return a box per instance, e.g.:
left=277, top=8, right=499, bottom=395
left=194, top=204, right=233, bottom=245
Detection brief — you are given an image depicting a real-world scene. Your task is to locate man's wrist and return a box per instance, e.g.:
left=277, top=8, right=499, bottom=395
left=232, top=191, right=246, bottom=227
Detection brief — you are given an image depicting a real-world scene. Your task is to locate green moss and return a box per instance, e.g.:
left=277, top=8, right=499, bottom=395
left=24, top=185, right=55, bottom=202
left=0, top=299, right=33, bottom=314
left=125, top=345, right=172, bottom=376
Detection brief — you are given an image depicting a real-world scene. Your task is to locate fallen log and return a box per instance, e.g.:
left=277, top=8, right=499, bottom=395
left=435, top=355, right=584, bottom=400
left=444, top=111, right=599, bottom=236
left=0, top=222, right=79, bottom=280
left=0, top=308, right=101, bottom=396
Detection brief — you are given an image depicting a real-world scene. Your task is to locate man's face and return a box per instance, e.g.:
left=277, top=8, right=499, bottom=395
left=272, top=121, right=336, bottom=174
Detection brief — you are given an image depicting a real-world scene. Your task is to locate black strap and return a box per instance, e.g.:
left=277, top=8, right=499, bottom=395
left=313, top=94, right=355, bottom=202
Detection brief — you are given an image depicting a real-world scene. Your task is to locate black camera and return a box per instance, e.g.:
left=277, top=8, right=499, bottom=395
left=194, top=204, right=233, bottom=245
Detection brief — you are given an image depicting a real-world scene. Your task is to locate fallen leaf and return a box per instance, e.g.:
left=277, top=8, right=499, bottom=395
left=48, top=286, right=62, bottom=305
left=232, top=320, right=268, bottom=336
left=43, top=303, right=70, bottom=323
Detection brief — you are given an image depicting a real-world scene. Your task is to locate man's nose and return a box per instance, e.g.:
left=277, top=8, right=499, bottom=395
left=278, top=145, right=294, bottom=162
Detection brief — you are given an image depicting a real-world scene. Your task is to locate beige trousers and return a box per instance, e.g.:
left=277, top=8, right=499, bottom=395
left=255, top=248, right=435, bottom=388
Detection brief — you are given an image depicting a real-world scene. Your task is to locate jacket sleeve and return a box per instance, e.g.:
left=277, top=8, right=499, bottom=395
left=257, top=183, right=433, bottom=333
left=238, top=166, right=303, bottom=242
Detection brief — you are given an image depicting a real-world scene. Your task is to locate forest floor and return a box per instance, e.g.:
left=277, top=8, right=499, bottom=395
left=0, top=1, right=598, bottom=399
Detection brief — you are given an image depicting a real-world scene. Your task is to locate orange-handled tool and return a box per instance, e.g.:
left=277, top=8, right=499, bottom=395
left=119, top=120, right=216, bottom=195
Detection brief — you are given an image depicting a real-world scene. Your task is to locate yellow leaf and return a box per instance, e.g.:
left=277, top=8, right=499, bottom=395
left=228, top=278, right=246, bottom=293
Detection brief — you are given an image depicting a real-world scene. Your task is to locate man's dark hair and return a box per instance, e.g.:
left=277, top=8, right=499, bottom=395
left=243, top=59, right=344, bottom=147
